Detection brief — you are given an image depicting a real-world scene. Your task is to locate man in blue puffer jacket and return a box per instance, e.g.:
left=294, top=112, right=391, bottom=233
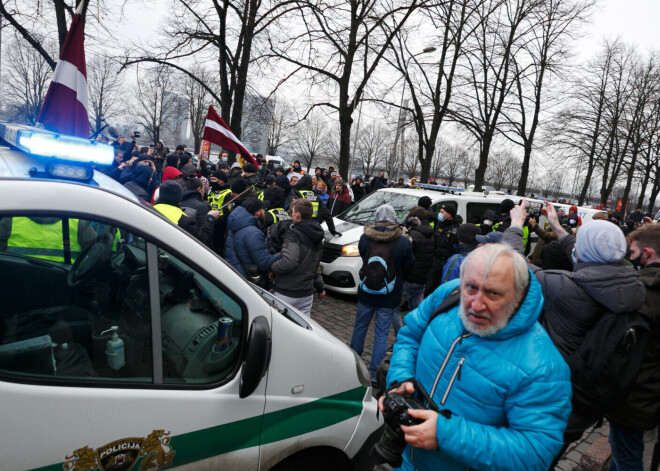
left=225, top=197, right=280, bottom=278
left=385, top=243, right=572, bottom=471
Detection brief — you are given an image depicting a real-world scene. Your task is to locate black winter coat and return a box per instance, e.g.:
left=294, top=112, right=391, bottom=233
left=433, top=217, right=460, bottom=263
left=181, top=190, right=211, bottom=225
left=403, top=219, right=435, bottom=285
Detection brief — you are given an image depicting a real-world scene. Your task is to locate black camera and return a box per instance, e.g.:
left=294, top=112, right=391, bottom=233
left=373, top=393, right=425, bottom=467
left=133, top=131, right=141, bottom=138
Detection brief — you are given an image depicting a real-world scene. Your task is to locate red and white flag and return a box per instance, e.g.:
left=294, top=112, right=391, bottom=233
left=36, top=2, right=89, bottom=138
left=202, top=106, right=258, bottom=168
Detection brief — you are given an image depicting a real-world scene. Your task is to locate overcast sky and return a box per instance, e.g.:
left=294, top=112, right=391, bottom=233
left=577, top=0, right=660, bottom=59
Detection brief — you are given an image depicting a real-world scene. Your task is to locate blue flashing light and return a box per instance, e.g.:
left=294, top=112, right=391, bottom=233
left=17, top=130, right=114, bottom=165
left=0, top=122, right=114, bottom=166
left=416, top=183, right=466, bottom=192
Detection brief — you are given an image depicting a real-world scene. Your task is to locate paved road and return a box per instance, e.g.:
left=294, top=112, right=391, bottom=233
left=309, top=291, right=658, bottom=471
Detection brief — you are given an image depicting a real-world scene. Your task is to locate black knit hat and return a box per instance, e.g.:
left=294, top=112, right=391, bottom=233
left=457, top=223, right=479, bottom=245
left=242, top=163, right=257, bottom=173
left=242, top=197, right=264, bottom=214
left=157, top=180, right=183, bottom=206
left=212, top=170, right=229, bottom=182
left=230, top=178, right=248, bottom=194
left=500, top=199, right=515, bottom=214
left=440, top=203, right=457, bottom=218
left=418, top=196, right=432, bottom=209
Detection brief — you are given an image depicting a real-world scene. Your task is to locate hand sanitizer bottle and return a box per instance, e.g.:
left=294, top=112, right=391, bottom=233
left=101, top=326, right=125, bottom=370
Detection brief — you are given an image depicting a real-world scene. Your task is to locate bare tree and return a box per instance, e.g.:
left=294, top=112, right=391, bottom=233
left=450, top=0, right=542, bottom=191
left=486, top=150, right=518, bottom=190
left=502, top=0, right=592, bottom=196
left=0, top=0, right=106, bottom=70
left=289, top=113, right=329, bottom=172
left=388, top=0, right=490, bottom=183
left=433, top=138, right=466, bottom=185
left=134, top=67, right=181, bottom=143
left=2, top=34, right=54, bottom=124
left=460, top=151, right=478, bottom=187
left=356, top=123, right=388, bottom=177
left=267, top=97, right=294, bottom=155
left=87, top=54, right=123, bottom=138
left=269, top=0, right=420, bottom=179
left=180, top=67, right=218, bottom=154
left=123, top=0, right=295, bottom=163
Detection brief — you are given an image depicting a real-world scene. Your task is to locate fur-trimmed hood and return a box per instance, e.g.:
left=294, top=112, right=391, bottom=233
left=364, top=223, right=402, bottom=242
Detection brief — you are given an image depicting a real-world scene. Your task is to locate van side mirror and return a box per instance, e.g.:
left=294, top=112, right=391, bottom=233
left=239, top=316, right=271, bottom=398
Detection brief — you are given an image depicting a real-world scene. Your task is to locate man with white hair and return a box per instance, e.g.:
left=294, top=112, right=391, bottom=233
left=383, top=243, right=572, bottom=471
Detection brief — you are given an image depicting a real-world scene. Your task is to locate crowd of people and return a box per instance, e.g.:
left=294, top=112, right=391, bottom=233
left=100, top=136, right=658, bottom=471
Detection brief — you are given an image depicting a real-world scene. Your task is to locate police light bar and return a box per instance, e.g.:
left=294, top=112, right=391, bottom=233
left=416, top=183, right=466, bottom=192
left=0, top=123, right=114, bottom=166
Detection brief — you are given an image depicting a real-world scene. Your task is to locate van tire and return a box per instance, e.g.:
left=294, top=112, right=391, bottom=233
left=269, top=447, right=351, bottom=471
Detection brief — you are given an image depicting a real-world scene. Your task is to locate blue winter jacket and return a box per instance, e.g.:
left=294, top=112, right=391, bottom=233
left=225, top=206, right=280, bottom=277
left=387, top=276, right=572, bottom=471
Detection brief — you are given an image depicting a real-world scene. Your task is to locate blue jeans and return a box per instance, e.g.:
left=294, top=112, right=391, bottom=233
left=402, top=282, right=425, bottom=311
left=350, top=302, right=397, bottom=382
left=608, top=423, right=645, bottom=471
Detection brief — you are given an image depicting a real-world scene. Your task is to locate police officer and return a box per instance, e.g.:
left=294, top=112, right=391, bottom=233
left=262, top=186, right=290, bottom=234
left=424, top=203, right=461, bottom=296
left=208, top=171, right=231, bottom=213
left=291, top=175, right=341, bottom=237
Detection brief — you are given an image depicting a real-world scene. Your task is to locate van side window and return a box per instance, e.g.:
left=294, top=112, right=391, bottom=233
left=156, top=249, right=243, bottom=385
left=466, top=203, right=501, bottom=225
left=0, top=215, right=153, bottom=382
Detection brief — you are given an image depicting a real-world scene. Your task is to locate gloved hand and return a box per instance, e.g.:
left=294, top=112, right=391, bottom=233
left=331, top=231, right=342, bottom=237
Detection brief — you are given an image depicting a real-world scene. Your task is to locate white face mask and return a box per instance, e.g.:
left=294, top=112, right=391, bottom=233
left=483, top=219, right=493, bottom=225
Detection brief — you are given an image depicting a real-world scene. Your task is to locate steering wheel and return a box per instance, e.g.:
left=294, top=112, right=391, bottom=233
left=67, top=232, right=114, bottom=286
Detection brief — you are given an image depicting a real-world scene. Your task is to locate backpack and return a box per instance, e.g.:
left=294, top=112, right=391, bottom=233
left=359, top=240, right=397, bottom=295
left=567, top=309, right=650, bottom=415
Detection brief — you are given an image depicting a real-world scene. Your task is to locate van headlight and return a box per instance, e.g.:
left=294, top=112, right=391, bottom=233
left=341, top=244, right=360, bottom=257
left=351, top=349, right=372, bottom=387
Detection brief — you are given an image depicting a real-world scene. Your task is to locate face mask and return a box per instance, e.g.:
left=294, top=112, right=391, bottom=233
left=483, top=219, right=493, bottom=226
left=627, top=253, right=644, bottom=271
left=437, top=213, right=445, bottom=222
left=210, top=181, right=222, bottom=192
left=571, top=248, right=578, bottom=265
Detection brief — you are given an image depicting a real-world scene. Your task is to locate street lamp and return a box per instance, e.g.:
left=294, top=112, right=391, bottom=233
left=392, top=46, right=436, bottom=181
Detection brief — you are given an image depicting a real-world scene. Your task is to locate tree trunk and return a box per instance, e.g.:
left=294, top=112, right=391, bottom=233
left=474, top=134, right=492, bottom=191
left=419, top=140, right=435, bottom=183
left=637, top=162, right=651, bottom=210
left=578, top=160, right=595, bottom=206
left=619, top=150, right=639, bottom=217
left=338, top=108, right=353, bottom=180
left=517, top=141, right=532, bottom=196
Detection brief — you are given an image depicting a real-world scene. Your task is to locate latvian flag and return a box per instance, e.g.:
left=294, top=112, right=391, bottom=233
left=36, top=2, right=89, bottom=138
left=202, top=106, right=259, bottom=168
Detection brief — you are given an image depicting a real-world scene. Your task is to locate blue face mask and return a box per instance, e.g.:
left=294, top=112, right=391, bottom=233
left=437, top=213, right=445, bottom=222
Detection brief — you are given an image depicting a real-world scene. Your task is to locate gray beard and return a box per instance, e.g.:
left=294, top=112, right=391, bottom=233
left=458, top=298, right=517, bottom=337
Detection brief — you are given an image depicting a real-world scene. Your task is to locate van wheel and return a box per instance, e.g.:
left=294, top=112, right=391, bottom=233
left=269, top=447, right=351, bottom=471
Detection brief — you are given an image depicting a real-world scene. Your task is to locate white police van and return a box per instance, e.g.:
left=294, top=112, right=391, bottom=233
left=319, top=185, right=601, bottom=295
left=0, top=124, right=380, bottom=471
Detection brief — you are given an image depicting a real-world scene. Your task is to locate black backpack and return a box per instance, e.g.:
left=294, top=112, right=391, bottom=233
left=359, top=239, right=397, bottom=295
left=567, top=309, right=650, bottom=415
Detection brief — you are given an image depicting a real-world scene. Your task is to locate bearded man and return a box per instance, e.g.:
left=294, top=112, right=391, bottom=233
left=383, top=243, right=572, bottom=471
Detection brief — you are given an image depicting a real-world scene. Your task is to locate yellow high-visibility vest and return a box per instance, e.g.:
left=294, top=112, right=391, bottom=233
left=154, top=204, right=184, bottom=225
left=7, top=217, right=81, bottom=263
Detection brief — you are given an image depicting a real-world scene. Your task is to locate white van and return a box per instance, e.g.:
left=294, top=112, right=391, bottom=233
left=0, top=124, right=380, bottom=471
left=320, top=186, right=526, bottom=294
left=265, top=155, right=289, bottom=169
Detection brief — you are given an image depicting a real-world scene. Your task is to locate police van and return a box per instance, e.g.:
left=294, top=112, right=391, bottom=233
left=0, top=124, right=380, bottom=471
left=319, top=185, right=599, bottom=295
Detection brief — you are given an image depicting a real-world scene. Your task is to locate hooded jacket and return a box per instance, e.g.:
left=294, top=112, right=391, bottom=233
left=387, top=278, right=572, bottom=471
left=606, top=263, right=660, bottom=430
left=270, top=220, right=325, bottom=297
left=225, top=206, right=280, bottom=277
left=181, top=190, right=211, bottom=225
left=403, top=218, right=434, bottom=285
left=357, top=224, right=414, bottom=308
left=503, top=226, right=645, bottom=358
left=123, top=165, right=153, bottom=202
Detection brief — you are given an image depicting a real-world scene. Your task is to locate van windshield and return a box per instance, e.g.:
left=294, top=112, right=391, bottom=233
left=341, top=191, right=420, bottom=224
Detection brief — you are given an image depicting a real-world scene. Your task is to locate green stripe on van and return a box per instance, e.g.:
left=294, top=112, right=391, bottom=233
left=30, top=386, right=367, bottom=471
